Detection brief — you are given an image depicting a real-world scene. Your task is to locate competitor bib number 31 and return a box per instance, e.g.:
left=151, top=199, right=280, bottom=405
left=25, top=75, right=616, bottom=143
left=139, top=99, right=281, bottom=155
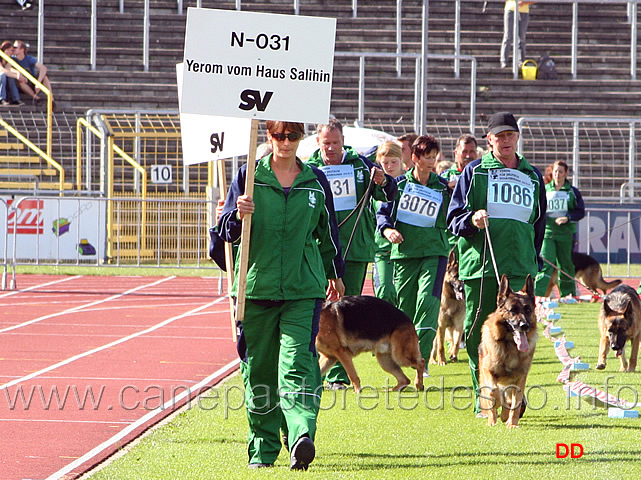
left=397, top=183, right=443, bottom=228
left=487, top=169, right=535, bottom=223
left=320, top=164, right=356, bottom=211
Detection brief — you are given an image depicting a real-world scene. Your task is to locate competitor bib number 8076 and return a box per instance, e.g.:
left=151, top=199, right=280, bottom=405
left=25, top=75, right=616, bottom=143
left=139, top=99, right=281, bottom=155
left=487, top=169, right=535, bottom=223
left=397, top=183, right=443, bottom=228
left=319, top=164, right=357, bottom=211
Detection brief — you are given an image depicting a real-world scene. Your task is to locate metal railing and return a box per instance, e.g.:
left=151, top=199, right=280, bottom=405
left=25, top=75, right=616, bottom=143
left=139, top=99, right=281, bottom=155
left=1, top=196, right=638, bottom=291
left=502, top=0, right=639, bottom=80
left=517, top=115, right=640, bottom=201
left=1, top=195, right=217, bottom=276
left=0, top=49, right=53, bottom=159
left=29, top=1, right=640, bottom=77
left=336, top=52, right=477, bottom=135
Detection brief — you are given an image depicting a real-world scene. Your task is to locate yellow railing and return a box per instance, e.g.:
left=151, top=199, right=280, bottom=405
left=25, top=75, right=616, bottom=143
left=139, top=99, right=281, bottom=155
left=0, top=49, right=53, bottom=158
left=77, top=117, right=149, bottom=260
left=76, top=117, right=148, bottom=195
left=0, top=117, right=65, bottom=191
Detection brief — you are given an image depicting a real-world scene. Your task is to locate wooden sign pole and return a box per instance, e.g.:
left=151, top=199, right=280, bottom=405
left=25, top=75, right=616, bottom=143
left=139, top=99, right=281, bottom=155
left=217, top=158, right=237, bottom=342
left=232, top=119, right=259, bottom=325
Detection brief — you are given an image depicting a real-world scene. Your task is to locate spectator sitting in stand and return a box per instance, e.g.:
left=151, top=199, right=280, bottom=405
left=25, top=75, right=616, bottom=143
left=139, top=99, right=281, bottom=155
left=0, top=41, right=23, bottom=106
left=12, top=40, right=55, bottom=108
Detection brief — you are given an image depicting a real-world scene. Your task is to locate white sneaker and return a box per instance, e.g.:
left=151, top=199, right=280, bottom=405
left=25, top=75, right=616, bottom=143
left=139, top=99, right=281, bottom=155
left=423, top=367, right=430, bottom=378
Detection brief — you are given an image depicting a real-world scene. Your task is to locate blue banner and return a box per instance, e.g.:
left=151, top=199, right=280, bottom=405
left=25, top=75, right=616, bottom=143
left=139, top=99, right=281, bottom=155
left=576, top=203, right=641, bottom=263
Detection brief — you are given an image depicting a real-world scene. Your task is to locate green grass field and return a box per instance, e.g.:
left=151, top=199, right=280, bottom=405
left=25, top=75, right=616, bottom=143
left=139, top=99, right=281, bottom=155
left=87, top=301, right=641, bottom=479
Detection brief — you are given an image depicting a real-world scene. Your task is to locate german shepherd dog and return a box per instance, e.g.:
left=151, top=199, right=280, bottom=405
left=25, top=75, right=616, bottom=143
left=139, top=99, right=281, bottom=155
left=596, top=284, right=641, bottom=372
left=430, top=249, right=465, bottom=365
left=546, top=252, right=622, bottom=298
left=479, top=275, right=537, bottom=428
left=316, top=295, right=426, bottom=393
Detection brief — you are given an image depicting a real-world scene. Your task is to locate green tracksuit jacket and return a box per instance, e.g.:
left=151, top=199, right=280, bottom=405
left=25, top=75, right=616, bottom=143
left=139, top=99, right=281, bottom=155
left=377, top=170, right=450, bottom=260
left=377, top=169, right=451, bottom=362
left=447, top=152, right=546, bottom=281
left=534, top=179, right=585, bottom=296
left=306, top=146, right=397, bottom=263
left=218, top=155, right=345, bottom=299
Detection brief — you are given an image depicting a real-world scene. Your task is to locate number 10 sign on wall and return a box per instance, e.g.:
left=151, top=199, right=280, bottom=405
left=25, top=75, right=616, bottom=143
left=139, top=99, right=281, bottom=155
left=180, top=8, right=336, bottom=124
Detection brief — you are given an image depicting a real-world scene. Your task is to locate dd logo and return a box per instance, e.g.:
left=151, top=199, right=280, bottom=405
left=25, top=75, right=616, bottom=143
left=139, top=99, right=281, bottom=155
left=556, top=443, right=584, bottom=458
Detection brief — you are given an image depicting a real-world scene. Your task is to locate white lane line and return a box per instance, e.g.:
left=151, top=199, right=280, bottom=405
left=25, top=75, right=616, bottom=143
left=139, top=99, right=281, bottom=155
left=44, top=358, right=240, bottom=480
left=0, top=419, right=134, bottom=424
left=0, top=276, right=175, bottom=334
left=0, top=296, right=228, bottom=392
left=0, top=275, right=82, bottom=298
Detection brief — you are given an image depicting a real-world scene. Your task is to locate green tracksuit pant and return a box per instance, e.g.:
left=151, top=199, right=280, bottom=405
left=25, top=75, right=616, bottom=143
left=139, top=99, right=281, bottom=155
left=372, top=252, right=397, bottom=305
left=239, top=298, right=323, bottom=465
left=394, top=256, right=447, bottom=363
left=324, top=260, right=368, bottom=385
left=464, top=275, right=528, bottom=413
left=534, top=236, right=575, bottom=297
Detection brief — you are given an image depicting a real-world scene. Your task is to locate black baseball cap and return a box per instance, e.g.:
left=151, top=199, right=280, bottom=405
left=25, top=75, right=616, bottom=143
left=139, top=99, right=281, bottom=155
left=486, top=112, right=519, bottom=136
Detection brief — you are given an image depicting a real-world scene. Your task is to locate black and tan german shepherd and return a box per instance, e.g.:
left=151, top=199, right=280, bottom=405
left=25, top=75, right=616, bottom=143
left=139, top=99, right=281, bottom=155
left=596, top=284, right=641, bottom=372
left=479, top=275, right=537, bottom=428
left=430, top=249, right=465, bottom=365
left=546, top=252, right=621, bottom=299
left=316, top=296, right=425, bottom=393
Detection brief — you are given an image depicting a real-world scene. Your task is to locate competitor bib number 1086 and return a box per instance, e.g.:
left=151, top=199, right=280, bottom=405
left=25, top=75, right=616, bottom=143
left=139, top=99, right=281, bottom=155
left=319, top=164, right=357, bottom=211
left=397, top=183, right=443, bottom=228
left=487, top=169, right=535, bottom=223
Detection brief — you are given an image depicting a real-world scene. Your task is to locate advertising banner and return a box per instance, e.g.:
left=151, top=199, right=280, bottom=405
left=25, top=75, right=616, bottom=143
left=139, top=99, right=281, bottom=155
left=1, top=197, right=106, bottom=261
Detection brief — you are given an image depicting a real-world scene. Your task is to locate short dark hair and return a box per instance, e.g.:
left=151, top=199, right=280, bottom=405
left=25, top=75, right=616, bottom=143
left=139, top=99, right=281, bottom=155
left=553, top=160, right=569, bottom=172
left=265, top=120, right=305, bottom=136
left=316, top=118, right=343, bottom=135
left=456, top=134, right=477, bottom=148
left=411, top=135, right=440, bottom=158
left=398, top=133, right=418, bottom=144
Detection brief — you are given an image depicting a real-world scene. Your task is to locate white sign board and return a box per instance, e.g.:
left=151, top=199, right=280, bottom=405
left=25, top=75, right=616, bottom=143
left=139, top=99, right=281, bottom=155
left=176, top=63, right=251, bottom=165
left=181, top=8, right=336, bottom=123
left=1, top=197, right=106, bottom=261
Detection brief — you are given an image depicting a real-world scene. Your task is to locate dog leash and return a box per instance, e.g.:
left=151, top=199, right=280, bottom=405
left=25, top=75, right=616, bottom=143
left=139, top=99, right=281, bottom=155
left=540, top=256, right=602, bottom=299
left=483, top=217, right=501, bottom=286
left=466, top=217, right=501, bottom=342
left=341, top=174, right=376, bottom=260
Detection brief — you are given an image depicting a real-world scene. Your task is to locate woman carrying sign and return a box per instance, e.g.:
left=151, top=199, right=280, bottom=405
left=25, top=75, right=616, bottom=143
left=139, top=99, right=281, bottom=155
left=534, top=160, right=585, bottom=298
left=218, top=120, right=345, bottom=470
left=376, top=135, right=451, bottom=372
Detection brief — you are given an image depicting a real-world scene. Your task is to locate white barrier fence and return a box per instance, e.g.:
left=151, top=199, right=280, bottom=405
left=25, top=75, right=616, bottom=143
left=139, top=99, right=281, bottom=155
left=1, top=195, right=639, bottom=289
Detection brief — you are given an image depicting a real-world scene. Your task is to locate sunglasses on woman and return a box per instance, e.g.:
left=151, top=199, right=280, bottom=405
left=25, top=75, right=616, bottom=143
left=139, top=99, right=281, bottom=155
left=271, top=132, right=302, bottom=142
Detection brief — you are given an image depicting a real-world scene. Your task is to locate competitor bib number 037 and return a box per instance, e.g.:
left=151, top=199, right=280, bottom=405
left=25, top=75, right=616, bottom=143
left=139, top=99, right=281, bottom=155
left=487, top=169, right=535, bottom=223
left=546, top=190, right=569, bottom=218
left=319, top=164, right=357, bottom=211
left=397, top=183, right=443, bottom=228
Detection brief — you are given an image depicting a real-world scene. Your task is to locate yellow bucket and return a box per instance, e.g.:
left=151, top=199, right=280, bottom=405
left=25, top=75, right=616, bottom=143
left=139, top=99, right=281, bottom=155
left=521, top=59, right=538, bottom=80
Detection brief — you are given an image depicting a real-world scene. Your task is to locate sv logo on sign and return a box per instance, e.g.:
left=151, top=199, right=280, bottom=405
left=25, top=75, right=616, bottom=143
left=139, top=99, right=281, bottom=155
left=238, top=89, right=273, bottom=112
left=210, top=132, right=225, bottom=153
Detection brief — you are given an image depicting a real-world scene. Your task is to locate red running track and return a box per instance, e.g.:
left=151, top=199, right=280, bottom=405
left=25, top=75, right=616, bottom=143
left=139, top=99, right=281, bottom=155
left=0, top=274, right=239, bottom=480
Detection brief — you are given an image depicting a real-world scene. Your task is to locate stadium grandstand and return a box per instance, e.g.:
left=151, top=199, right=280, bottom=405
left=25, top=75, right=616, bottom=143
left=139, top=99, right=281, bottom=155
left=1, top=0, right=640, bottom=270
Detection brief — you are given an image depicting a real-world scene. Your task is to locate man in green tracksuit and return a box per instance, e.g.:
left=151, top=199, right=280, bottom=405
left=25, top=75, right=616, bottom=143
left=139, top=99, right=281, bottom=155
left=218, top=120, right=345, bottom=469
left=306, top=118, right=397, bottom=389
left=440, top=134, right=479, bottom=249
left=534, top=160, right=585, bottom=297
left=447, top=112, right=546, bottom=415
left=377, top=135, right=450, bottom=368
